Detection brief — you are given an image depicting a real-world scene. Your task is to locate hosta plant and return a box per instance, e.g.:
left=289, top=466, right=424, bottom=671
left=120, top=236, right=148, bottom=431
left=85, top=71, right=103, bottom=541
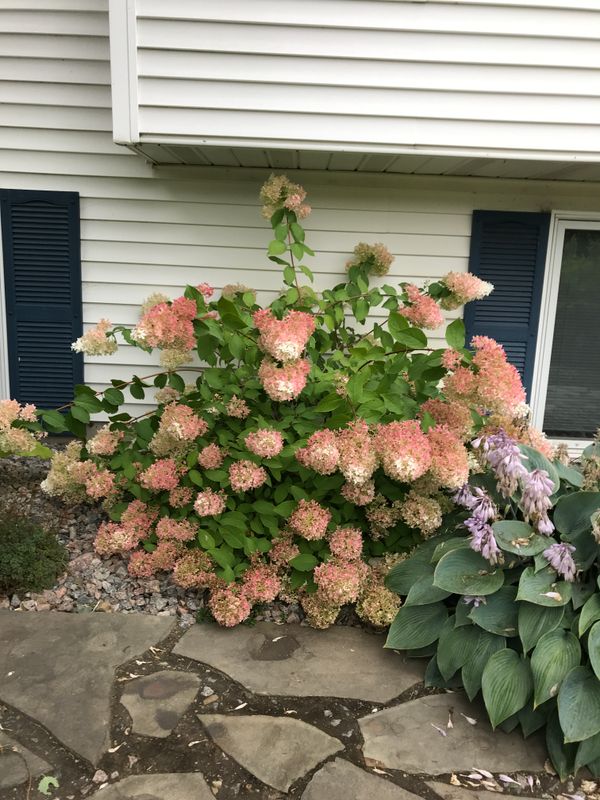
left=385, top=431, right=600, bottom=779
left=23, top=175, right=549, bottom=628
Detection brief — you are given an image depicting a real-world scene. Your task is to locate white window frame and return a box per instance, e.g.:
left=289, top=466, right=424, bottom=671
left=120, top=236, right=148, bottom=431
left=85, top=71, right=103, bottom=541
left=530, top=211, right=600, bottom=454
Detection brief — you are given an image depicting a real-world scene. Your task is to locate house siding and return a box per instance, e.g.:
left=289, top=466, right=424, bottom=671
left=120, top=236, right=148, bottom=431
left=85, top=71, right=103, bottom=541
left=2, top=1, right=600, bottom=416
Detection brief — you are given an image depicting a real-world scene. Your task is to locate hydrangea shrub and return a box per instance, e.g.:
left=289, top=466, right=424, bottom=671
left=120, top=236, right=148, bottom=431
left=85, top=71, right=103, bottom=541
left=27, top=175, right=550, bottom=628
left=385, top=432, right=600, bottom=778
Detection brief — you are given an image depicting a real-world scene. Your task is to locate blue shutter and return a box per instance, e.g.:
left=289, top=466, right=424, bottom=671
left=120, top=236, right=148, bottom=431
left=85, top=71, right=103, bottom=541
left=464, top=210, right=550, bottom=400
left=1, top=189, right=83, bottom=408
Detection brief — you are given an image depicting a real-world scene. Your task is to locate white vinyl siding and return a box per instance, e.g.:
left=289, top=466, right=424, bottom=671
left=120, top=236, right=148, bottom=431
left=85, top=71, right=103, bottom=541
left=114, top=0, right=600, bottom=160
left=3, top=1, right=600, bottom=414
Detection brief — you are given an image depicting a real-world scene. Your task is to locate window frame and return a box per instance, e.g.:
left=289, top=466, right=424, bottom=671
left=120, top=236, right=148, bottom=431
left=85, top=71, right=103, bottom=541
left=530, top=212, right=600, bottom=453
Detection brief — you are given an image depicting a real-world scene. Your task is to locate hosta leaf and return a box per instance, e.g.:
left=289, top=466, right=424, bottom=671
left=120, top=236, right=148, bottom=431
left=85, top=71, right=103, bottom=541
left=516, top=566, right=572, bottom=607
left=403, top=571, right=451, bottom=606
left=386, top=536, right=449, bottom=595
left=434, top=548, right=504, bottom=596
left=531, top=629, right=581, bottom=707
left=469, top=586, right=518, bottom=636
left=482, top=649, right=533, bottom=728
left=575, top=731, right=600, bottom=774
left=579, top=594, right=600, bottom=636
left=558, top=666, right=600, bottom=743
left=492, top=520, right=548, bottom=557
left=547, top=709, right=577, bottom=781
left=462, top=631, right=506, bottom=701
left=519, top=602, right=564, bottom=652
left=554, top=491, right=600, bottom=536
left=519, top=705, right=548, bottom=738
left=555, top=460, right=584, bottom=488
left=430, top=537, right=470, bottom=564
left=385, top=602, right=447, bottom=650
left=437, top=622, right=481, bottom=680
left=588, top=621, right=600, bottom=680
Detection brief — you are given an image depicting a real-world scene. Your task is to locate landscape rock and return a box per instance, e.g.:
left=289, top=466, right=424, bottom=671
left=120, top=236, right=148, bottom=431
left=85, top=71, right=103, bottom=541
left=0, top=732, right=52, bottom=790
left=175, top=622, right=423, bottom=702
left=86, top=772, right=214, bottom=799
left=120, top=670, right=200, bottom=737
left=426, top=782, right=522, bottom=800
left=302, top=758, right=421, bottom=799
left=200, top=713, right=343, bottom=791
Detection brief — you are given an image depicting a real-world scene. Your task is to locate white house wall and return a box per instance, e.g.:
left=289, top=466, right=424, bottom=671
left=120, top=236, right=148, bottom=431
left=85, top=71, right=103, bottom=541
left=125, top=0, right=600, bottom=160
left=3, top=1, right=600, bottom=415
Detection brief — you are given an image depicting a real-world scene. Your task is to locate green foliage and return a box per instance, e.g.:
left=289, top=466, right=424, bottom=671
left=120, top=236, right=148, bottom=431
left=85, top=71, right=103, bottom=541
left=0, top=509, right=67, bottom=595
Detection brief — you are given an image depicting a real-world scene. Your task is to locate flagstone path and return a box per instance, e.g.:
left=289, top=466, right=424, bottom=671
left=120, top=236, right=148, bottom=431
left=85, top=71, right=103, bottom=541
left=0, top=611, right=561, bottom=800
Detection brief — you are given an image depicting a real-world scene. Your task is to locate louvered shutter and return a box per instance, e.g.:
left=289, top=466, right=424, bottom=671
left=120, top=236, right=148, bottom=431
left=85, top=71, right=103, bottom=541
left=1, top=189, right=83, bottom=408
left=464, top=210, right=550, bottom=400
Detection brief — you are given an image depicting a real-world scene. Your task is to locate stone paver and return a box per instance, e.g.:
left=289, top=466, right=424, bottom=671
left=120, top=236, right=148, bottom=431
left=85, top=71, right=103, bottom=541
left=175, top=622, right=423, bottom=702
left=120, top=669, right=200, bottom=738
left=0, top=610, right=173, bottom=764
left=427, top=782, right=521, bottom=800
left=0, top=731, right=52, bottom=789
left=200, top=713, right=343, bottom=792
left=359, top=693, right=546, bottom=773
left=87, top=773, right=214, bottom=799
left=302, top=758, right=420, bottom=799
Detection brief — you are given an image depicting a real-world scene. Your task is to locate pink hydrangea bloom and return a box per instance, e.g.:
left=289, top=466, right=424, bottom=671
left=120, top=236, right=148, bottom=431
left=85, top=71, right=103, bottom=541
left=151, top=540, right=184, bottom=572
left=87, top=426, right=124, bottom=456
left=196, top=282, right=214, bottom=299
left=159, top=403, right=208, bottom=440
left=253, top=309, right=316, bottom=363
left=441, top=271, right=493, bottom=310
left=172, top=550, right=215, bottom=589
left=155, top=517, right=197, bottom=542
left=301, top=591, right=341, bottom=629
left=226, top=395, right=250, bottom=419
left=399, top=284, right=444, bottom=330
left=194, top=488, right=226, bottom=516
left=139, top=458, right=179, bottom=491
left=313, top=559, right=368, bottom=605
left=340, top=480, right=376, bottom=506
left=258, top=358, right=311, bottom=401
left=471, top=336, right=526, bottom=415
left=260, top=174, right=311, bottom=220
left=268, top=535, right=300, bottom=567
left=442, top=349, right=463, bottom=371
left=132, top=296, right=196, bottom=352
left=427, top=424, right=470, bottom=489
left=168, top=486, right=194, bottom=507
left=365, top=495, right=403, bottom=539
left=0, top=399, right=43, bottom=455
left=94, top=521, right=140, bottom=555
left=209, top=587, right=252, bottom=627
left=289, top=499, right=331, bottom=540
left=128, top=550, right=156, bottom=578
left=229, top=460, right=267, bottom=492
left=198, top=443, right=225, bottom=469
left=295, top=429, right=339, bottom=475
left=241, top=563, right=281, bottom=603
left=121, top=500, right=158, bottom=538
left=420, top=398, right=474, bottom=441
left=400, top=490, right=443, bottom=536
left=373, top=420, right=432, bottom=482
left=71, top=319, right=117, bottom=356
left=336, top=419, right=378, bottom=485
left=245, top=429, right=284, bottom=458
left=69, top=460, right=115, bottom=500
left=329, top=527, right=363, bottom=561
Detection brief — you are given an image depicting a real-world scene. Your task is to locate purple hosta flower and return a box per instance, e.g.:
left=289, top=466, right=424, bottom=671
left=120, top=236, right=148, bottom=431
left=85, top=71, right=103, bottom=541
left=521, top=469, right=555, bottom=535
left=465, top=517, right=501, bottom=565
left=543, top=542, right=577, bottom=582
left=470, top=487, right=497, bottom=523
left=463, top=595, right=485, bottom=608
left=474, top=430, right=527, bottom=497
left=454, top=483, right=476, bottom=509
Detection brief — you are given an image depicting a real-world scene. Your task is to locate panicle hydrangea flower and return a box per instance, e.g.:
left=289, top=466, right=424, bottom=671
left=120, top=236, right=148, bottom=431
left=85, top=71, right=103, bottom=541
left=340, top=479, right=376, bottom=506
left=336, top=419, right=378, bottom=485
left=301, top=591, right=341, bottom=629
left=87, top=425, right=124, bottom=456
left=155, top=517, right=197, bottom=542
left=0, top=399, right=43, bottom=455
left=154, top=386, right=181, bottom=405
left=198, top=443, right=225, bottom=469
left=159, top=348, right=192, bottom=371
left=345, top=242, right=394, bottom=276
left=226, top=395, right=250, bottom=419
left=228, top=460, right=267, bottom=492
left=289, top=499, right=331, bottom=540
left=209, top=586, right=252, bottom=627
left=0, top=399, right=37, bottom=427
left=258, top=358, right=311, bottom=401
left=94, top=521, right=140, bottom=556
left=399, top=284, right=445, bottom=330
left=221, top=283, right=256, bottom=301
left=356, top=568, right=402, bottom=627
left=138, top=458, right=180, bottom=491
left=194, top=488, right=226, bottom=517
left=72, top=319, right=117, bottom=356
left=295, top=429, right=339, bottom=475
left=253, top=309, right=316, bottom=363
left=172, top=550, right=215, bottom=589
left=373, top=420, right=432, bottom=483
left=521, top=469, right=555, bottom=535
left=151, top=540, right=185, bottom=572
left=543, top=542, right=576, bottom=582
left=140, top=292, right=171, bottom=315
left=365, top=495, right=403, bottom=539
left=132, top=296, right=196, bottom=368
left=400, top=491, right=443, bottom=537
left=420, top=398, right=474, bottom=441
left=69, top=460, right=116, bottom=500
left=196, top=282, right=214, bottom=299
left=440, top=272, right=494, bottom=310
left=465, top=518, right=501, bottom=565
left=245, top=429, right=284, bottom=458
left=426, top=424, right=470, bottom=489
left=127, top=550, right=156, bottom=578
left=41, top=441, right=89, bottom=503
left=475, top=429, right=528, bottom=497
left=168, top=486, right=194, bottom=507
left=442, top=348, right=463, bottom=371
left=121, top=499, right=158, bottom=538
left=313, top=559, right=368, bottom=605
left=159, top=403, right=208, bottom=440
left=260, top=174, right=311, bottom=219
left=329, top=527, right=363, bottom=561
left=241, top=563, right=281, bottom=604
left=268, top=535, right=300, bottom=568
